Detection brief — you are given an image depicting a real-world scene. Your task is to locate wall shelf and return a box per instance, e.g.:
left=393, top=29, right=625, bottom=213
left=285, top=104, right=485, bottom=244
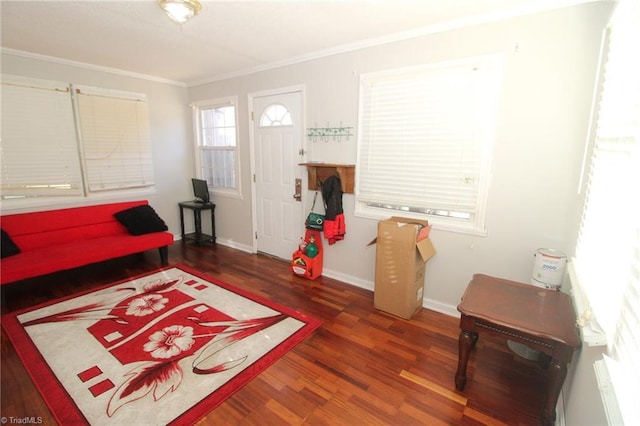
left=299, top=163, right=355, bottom=194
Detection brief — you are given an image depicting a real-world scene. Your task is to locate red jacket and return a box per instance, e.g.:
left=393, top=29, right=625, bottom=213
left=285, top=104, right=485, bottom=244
left=323, top=213, right=345, bottom=245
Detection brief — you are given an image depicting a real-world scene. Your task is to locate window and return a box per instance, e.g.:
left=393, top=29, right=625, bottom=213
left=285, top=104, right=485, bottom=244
left=193, top=97, right=240, bottom=197
left=573, top=0, right=639, bottom=423
left=356, top=56, right=503, bottom=234
left=0, top=76, right=154, bottom=204
left=259, top=103, right=292, bottom=127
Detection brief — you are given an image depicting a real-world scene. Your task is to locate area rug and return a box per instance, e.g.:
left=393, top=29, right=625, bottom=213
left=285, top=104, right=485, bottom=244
left=1, top=265, right=322, bottom=425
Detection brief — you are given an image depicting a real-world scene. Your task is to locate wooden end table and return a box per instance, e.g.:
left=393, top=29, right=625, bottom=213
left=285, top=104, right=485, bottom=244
left=454, top=274, right=580, bottom=426
left=178, top=201, right=216, bottom=245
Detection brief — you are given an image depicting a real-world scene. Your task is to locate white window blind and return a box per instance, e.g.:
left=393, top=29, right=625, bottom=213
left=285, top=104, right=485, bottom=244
left=356, top=56, right=502, bottom=233
left=76, top=86, right=154, bottom=192
left=574, top=0, right=640, bottom=423
left=0, top=77, right=83, bottom=198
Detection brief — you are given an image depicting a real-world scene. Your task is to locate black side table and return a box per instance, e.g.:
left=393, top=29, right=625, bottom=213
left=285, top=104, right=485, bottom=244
left=178, top=201, right=216, bottom=245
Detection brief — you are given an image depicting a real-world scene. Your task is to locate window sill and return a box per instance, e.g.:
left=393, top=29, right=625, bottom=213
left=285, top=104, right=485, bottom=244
left=354, top=204, right=487, bottom=237
left=0, top=187, right=158, bottom=214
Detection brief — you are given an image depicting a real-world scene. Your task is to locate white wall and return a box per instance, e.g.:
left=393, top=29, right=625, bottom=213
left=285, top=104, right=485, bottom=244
left=189, top=2, right=612, bottom=313
left=0, top=52, right=194, bottom=238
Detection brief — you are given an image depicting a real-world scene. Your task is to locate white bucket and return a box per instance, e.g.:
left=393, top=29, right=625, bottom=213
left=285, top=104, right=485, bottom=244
left=531, top=248, right=567, bottom=290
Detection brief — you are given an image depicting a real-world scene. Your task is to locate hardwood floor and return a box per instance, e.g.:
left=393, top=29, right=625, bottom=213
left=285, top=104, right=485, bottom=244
left=1, top=243, right=549, bottom=425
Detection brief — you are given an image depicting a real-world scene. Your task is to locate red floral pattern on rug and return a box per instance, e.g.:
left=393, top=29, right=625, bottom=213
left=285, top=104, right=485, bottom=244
left=4, top=266, right=321, bottom=425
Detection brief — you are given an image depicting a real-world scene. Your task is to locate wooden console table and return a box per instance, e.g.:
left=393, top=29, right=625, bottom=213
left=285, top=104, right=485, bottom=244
left=178, top=201, right=216, bottom=245
left=454, top=274, right=580, bottom=426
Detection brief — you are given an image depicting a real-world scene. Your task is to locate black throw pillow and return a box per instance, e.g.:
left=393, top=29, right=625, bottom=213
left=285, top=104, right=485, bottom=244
left=1, top=229, right=21, bottom=258
left=114, top=205, right=168, bottom=236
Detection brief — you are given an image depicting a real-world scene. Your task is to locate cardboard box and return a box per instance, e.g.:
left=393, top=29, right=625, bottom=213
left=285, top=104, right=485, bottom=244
left=371, top=217, right=436, bottom=319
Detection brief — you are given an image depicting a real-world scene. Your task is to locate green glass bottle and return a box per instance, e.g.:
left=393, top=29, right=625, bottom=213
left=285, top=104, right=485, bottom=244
left=305, top=237, right=319, bottom=258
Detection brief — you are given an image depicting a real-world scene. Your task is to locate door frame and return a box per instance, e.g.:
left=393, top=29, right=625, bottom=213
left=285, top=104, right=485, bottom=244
left=248, top=85, right=307, bottom=254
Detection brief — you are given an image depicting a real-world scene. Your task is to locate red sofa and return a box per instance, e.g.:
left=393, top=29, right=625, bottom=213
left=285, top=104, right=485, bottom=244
left=0, top=200, right=173, bottom=285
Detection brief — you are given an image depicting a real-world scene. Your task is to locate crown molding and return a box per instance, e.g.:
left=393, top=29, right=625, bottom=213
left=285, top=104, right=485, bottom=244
left=185, top=0, right=599, bottom=87
left=1, top=47, right=187, bottom=87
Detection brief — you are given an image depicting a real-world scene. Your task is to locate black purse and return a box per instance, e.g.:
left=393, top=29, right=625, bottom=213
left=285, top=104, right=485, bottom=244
left=305, top=190, right=325, bottom=230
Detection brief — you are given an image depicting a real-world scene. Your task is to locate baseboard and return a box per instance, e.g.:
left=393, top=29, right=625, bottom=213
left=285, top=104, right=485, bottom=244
left=322, top=268, right=460, bottom=318
left=174, top=235, right=254, bottom=254
left=423, top=298, right=460, bottom=318
left=214, top=238, right=254, bottom=253
left=322, top=268, right=374, bottom=292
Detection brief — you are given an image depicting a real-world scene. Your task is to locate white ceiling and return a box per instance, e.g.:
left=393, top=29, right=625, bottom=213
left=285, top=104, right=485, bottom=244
left=1, top=0, right=591, bottom=86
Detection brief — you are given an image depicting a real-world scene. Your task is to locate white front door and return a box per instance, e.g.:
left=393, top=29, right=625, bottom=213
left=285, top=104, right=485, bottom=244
left=252, top=91, right=304, bottom=260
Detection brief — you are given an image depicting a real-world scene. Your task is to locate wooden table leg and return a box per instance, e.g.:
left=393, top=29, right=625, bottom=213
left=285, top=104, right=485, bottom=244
left=455, top=330, right=475, bottom=390
left=470, top=331, right=479, bottom=349
left=542, top=357, right=568, bottom=426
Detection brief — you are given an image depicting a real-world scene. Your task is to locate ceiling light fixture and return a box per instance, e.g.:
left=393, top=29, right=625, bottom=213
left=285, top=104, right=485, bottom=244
left=158, top=0, right=202, bottom=25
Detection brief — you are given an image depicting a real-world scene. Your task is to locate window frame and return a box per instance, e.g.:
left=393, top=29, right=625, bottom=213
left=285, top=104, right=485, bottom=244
left=192, top=96, right=242, bottom=199
left=354, top=55, right=504, bottom=236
